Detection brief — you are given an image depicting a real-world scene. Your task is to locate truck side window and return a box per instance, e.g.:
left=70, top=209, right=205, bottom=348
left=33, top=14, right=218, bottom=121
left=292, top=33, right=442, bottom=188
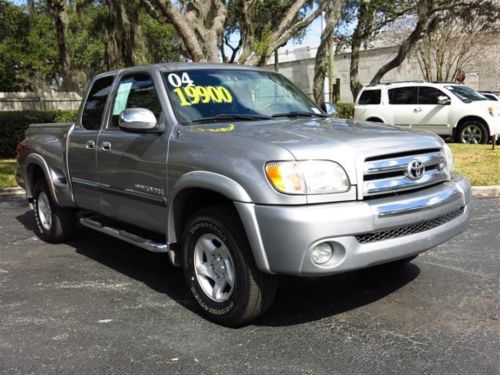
left=358, top=90, right=381, bottom=105
left=388, top=87, right=418, bottom=105
left=418, top=87, right=449, bottom=104
left=81, top=76, right=114, bottom=130
left=110, top=73, right=162, bottom=128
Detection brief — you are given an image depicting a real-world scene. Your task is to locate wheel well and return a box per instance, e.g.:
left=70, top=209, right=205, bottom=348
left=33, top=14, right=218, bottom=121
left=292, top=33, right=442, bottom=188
left=173, top=188, right=234, bottom=241
left=26, top=164, right=47, bottom=196
left=455, top=116, right=489, bottom=137
left=366, top=117, right=384, bottom=123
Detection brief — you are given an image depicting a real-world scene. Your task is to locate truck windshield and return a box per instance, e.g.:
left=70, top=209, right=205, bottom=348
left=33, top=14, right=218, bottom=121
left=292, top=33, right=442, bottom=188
left=445, top=85, right=487, bottom=103
left=162, top=69, right=324, bottom=125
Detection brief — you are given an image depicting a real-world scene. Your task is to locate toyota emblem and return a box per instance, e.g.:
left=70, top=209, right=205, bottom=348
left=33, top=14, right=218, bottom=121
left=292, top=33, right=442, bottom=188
left=407, top=159, right=425, bottom=180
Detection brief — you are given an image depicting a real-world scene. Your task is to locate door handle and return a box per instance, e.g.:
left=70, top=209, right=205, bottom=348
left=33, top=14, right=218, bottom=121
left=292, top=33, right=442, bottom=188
left=413, top=107, right=423, bottom=113
left=86, top=140, right=95, bottom=149
left=101, top=141, right=112, bottom=151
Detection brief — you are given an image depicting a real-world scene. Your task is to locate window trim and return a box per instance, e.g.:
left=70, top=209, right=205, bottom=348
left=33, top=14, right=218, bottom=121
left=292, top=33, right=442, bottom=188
left=104, top=70, right=164, bottom=131
left=78, top=74, right=116, bottom=131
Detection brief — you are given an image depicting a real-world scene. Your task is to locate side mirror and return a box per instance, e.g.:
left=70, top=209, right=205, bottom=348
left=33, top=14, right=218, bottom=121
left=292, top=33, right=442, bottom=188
left=119, top=108, right=158, bottom=131
left=437, top=96, right=451, bottom=105
left=321, top=102, right=336, bottom=116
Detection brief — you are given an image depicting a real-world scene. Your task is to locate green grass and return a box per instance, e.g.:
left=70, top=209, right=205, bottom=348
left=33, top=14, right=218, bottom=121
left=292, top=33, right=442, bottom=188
left=449, top=144, right=500, bottom=186
left=0, top=144, right=498, bottom=190
left=0, top=159, right=17, bottom=189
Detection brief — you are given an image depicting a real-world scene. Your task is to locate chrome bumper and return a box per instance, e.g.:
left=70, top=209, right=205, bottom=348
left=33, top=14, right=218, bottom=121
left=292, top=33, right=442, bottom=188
left=242, top=175, right=471, bottom=276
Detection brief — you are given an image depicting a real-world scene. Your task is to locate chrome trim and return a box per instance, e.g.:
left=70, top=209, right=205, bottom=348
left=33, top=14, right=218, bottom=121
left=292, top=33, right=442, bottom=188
left=364, top=168, right=448, bottom=195
left=364, top=151, right=443, bottom=175
left=375, top=185, right=462, bottom=217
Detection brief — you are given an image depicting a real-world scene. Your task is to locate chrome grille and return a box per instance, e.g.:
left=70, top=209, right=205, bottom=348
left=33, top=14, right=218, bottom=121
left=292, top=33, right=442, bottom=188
left=355, top=207, right=464, bottom=244
left=363, top=149, right=448, bottom=197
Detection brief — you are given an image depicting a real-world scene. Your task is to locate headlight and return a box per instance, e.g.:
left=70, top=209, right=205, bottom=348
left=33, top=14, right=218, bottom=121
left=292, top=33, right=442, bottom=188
left=265, top=160, right=350, bottom=194
left=443, top=143, right=454, bottom=173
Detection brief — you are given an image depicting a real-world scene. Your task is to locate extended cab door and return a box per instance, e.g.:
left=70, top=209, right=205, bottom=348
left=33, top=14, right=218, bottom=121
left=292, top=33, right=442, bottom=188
left=68, top=75, right=115, bottom=212
left=96, top=71, right=168, bottom=234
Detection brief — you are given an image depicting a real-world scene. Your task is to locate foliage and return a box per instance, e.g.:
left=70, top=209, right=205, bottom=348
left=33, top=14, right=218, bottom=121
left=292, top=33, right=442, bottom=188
left=334, top=103, right=354, bottom=119
left=0, top=159, right=16, bottom=188
left=0, top=110, right=77, bottom=157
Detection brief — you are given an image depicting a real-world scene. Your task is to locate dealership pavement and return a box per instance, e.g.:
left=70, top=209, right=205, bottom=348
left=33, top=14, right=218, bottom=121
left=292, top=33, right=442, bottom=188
left=0, top=195, right=498, bottom=374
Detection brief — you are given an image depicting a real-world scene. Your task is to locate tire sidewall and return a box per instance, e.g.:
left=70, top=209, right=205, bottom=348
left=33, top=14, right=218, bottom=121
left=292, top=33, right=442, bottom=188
left=183, top=214, right=251, bottom=322
left=33, top=183, right=54, bottom=241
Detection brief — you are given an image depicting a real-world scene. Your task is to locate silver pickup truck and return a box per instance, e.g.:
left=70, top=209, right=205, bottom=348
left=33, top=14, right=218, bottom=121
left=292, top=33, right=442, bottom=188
left=16, top=64, right=471, bottom=326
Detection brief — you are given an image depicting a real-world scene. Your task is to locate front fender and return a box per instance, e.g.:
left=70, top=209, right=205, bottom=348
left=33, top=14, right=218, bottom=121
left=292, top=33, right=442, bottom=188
left=167, top=171, right=272, bottom=273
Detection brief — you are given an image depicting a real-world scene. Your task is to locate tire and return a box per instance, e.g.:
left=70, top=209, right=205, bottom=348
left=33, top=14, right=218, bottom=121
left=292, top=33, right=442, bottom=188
left=33, top=181, right=75, bottom=243
left=182, top=205, right=277, bottom=326
left=456, top=120, right=488, bottom=144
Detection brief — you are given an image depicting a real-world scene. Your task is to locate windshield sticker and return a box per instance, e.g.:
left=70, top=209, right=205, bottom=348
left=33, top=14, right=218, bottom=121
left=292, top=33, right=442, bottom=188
left=167, top=72, right=194, bottom=87
left=112, top=82, right=133, bottom=115
left=191, top=124, right=235, bottom=133
left=173, top=85, right=233, bottom=106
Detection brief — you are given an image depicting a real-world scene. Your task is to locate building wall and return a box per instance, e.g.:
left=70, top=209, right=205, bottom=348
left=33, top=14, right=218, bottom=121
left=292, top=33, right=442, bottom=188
left=269, top=34, right=500, bottom=103
left=0, top=92, right=82, bottom=111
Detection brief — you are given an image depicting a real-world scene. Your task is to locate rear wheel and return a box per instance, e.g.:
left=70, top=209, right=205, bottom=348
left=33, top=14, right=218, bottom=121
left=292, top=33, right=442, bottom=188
left=457, top=120, right=488, bottom=144
left=182, top=205, right=277, bottom=326
left=33, top=181, right=75, bottom=243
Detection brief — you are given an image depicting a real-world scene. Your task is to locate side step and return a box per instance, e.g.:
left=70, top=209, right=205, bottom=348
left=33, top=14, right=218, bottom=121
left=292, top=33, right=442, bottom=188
left=79, top=217, right=169, bottom=254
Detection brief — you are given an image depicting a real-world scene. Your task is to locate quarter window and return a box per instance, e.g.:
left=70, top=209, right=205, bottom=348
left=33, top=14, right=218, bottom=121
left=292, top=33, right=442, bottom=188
left=388, top=87, right=418, bottom=105
left=358, top=90, right=381, bottom=105
left=81, top=76, right=114, bottom=130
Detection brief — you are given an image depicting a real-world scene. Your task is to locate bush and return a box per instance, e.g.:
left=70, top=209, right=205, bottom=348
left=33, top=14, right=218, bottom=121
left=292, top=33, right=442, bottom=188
left=0, top=110, right=77, bottom=158
left=334, top=103, right=354, bottom=119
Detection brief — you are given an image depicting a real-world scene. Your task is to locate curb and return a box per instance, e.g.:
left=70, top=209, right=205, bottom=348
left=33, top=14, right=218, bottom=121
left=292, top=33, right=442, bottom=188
left=471, top=185, right=500, bottom=198
left=1, top=185, right=500, bottom=198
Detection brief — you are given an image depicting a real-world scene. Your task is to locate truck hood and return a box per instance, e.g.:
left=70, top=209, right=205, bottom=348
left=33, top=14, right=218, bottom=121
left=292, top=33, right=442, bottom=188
left=185, top=117, right=444, bottom=185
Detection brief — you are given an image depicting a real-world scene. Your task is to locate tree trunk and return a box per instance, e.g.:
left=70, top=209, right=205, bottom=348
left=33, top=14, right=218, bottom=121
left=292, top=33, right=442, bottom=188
left=349, top=0, right=372, bottom=101
left=313, top=0, right=343, bottom=106
left=46, top=0, right=76, bottom=90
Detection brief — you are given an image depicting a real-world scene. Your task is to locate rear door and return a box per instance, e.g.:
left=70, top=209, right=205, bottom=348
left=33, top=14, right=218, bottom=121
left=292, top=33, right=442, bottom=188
left=388, top=86, right=418, bottom=128
left=68, top=75, right=115, bottom=212
left=412, top=86, right=451, bottom=135
left=96, top=71, right=168, bottom=234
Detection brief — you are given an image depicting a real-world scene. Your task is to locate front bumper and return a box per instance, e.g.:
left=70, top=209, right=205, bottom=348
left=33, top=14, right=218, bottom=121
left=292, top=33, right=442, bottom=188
left=242, top=175, right=471, bottom=276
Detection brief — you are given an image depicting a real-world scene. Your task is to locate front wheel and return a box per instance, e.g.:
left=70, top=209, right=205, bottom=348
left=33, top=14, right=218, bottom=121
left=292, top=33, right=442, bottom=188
left=457, top=121, right=488, bottom=144
left=182, top=205, right=277, bottom=326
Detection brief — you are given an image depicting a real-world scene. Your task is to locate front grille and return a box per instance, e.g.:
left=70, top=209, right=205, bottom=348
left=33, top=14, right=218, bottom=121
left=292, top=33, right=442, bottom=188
left=362, top=149, right=449, bottom=197
left=355, top=207, right=465, bottom=244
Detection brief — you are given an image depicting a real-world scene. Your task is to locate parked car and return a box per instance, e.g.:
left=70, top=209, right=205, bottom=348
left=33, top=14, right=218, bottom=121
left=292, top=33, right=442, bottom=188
left=478, top=91, right=500, bottom=101
left=353, top=81, right=500, bottom=144
left=16, top=65, right=471, bottom=326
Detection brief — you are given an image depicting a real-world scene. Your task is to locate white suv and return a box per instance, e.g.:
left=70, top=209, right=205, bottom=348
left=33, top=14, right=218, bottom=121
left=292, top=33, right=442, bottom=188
left=353, top=81, right=500, bottom=144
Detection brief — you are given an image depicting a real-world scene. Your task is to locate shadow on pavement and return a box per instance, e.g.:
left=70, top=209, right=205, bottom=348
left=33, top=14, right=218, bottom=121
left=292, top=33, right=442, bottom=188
left=16, top=209, right=420, bottom=327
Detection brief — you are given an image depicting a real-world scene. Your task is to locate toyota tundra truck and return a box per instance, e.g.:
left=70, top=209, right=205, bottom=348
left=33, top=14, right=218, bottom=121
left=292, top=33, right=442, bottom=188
left=16, top=64, right=471, bottom=326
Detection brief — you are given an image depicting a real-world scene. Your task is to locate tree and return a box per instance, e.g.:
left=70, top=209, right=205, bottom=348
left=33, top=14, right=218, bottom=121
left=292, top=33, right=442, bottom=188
left=141, top=0, right=328, bottom=65
left=348, top=0, right=500, bottom=100
left=415, top=10, right=499, bottom=81
left=313, top=0, right=343, bottom=105
left=46, top=0, right=76, bottom=89
left=237, top=0, right=329, bottom=65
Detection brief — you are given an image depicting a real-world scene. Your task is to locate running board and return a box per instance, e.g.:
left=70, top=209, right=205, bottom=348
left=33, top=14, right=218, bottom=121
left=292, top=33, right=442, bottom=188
left=79, top=217, right=169, bottom=254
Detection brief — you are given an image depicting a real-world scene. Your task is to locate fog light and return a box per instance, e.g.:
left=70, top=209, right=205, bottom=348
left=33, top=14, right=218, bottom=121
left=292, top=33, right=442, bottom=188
left=311, top=243, right=333, bottom=265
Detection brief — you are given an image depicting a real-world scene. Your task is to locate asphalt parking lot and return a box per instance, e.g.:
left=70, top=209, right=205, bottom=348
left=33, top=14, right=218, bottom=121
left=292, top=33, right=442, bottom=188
left=0, top=195, right=498, bottom=374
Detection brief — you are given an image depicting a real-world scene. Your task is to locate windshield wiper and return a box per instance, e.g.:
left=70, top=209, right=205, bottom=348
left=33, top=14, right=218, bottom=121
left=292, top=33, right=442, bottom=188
left=191, top=114, right=272, bottom=123
left=271, top=111, right=328, bottom=118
